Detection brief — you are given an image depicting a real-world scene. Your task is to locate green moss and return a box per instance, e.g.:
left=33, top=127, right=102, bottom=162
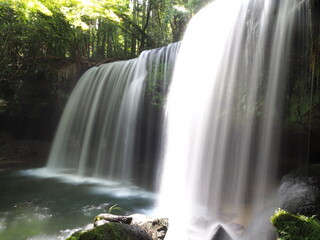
left=270, top=209, right=320, bottom=240
left=66, top=222, right=149, bottom=240
left=66, top=231, right=85, bottom=240
left=66, top=226, right=110, bottom=240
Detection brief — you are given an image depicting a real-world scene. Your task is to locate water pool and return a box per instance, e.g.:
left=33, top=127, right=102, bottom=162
left=0, top=168, right=155, bottom=240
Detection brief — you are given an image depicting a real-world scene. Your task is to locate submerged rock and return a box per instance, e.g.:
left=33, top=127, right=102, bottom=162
left=228, top=223, right=245, bottom=232
left=279, top=164, right=320, bottom=219
left=210, top=225, right=233, bottom=240
left=67, top=214, right=168, bottom=240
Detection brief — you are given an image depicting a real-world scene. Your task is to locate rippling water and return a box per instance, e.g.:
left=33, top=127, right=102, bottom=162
left=0, top=168, right=155, bottom=240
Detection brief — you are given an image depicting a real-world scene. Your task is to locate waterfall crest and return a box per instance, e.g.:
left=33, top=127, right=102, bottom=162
left=47, top=43, right=180, bottom=188
left=157, top=0, right=310, bottom=239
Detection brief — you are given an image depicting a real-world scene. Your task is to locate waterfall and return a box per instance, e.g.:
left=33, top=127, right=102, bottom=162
left=157, top=0, right=310, bottom=239
left=47, top=43, right=180, bottom=189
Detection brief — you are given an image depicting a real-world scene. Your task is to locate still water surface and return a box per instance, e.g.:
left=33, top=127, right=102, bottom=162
left=0, top=168, right=154, bottom=240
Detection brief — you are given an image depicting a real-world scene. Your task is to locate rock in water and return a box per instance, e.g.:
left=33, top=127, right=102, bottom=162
left=279, top=164, right=320, bottom=219
left=95, top=213, right=168, bottom=240
left=67, top=222, right=151, bottom=240
left=67, top=213, right=168, bottom=240
left=228, top=223, right=245, bottom=232
left=210, top=225, right=233, bottom=240
left=130, top=214, right=168, bottom=240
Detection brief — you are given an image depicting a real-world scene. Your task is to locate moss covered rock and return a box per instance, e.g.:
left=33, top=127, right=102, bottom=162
left=66, top=230, right=84, bottom=240
left=94, top=213, right=168, bottom=240
left=270, top=209, right=320, bottom=240
left=67, top=222, right=151, bottom=240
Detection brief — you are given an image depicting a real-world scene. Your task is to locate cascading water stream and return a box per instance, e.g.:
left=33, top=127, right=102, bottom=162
left=157, top=0, right=310, bottom=239
left=43, top=0, right=311, bottom=238
left=46, top=43, right=180, bottom=189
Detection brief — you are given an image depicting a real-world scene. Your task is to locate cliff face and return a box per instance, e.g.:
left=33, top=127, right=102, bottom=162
left=0, top=60, right=91, bottom=140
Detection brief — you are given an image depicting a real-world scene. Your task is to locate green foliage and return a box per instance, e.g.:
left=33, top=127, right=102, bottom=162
left=0, top=98, right=7, bottom=113
left=0, top=0, right=129, bottom=118
left=0, top=0, right=210, bottom=127
left=107, top=204, right=123, bottom=214
left=283, top=34, right=320, bottom=135
left=0, top=0, right=210, bottom=66
left=270, top=209, right=320, bottom=240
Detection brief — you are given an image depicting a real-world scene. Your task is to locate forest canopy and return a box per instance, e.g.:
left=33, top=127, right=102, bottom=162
left=0, top=0, right=211, bottom=61
left=0, top=0, right=211, bottom=138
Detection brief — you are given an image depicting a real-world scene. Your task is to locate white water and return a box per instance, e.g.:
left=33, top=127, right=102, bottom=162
left=157, top=0, right=310, bottom=239
left=47, top=43, right=180, bottom=188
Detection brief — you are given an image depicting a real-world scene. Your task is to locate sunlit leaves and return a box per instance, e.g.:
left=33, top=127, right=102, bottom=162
left=0, top=0, right=52, bottom=19
left=0, top=0, right=210, bottom=62
left=27, top=0, right=52, bottom=15
left=0, top=0, right=129, bottom=30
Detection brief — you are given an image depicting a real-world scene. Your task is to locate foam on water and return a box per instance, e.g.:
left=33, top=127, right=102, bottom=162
left=20, top=168, right=155, bottom=199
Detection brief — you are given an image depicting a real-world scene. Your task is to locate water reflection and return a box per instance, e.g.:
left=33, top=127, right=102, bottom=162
left=0, top=168, right=154, bottom=240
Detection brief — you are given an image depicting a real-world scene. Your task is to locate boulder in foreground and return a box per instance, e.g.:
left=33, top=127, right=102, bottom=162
left=67, top=214, right=168, bottom=240
left=67, top=222, right=151, bottom=240
left=279, top=164, right=320, bottom=219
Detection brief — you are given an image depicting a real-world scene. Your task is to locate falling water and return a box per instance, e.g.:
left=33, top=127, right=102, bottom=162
left=47, top=43, right=179, bottom=188
left=157, top=0, right=310, bottom=239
